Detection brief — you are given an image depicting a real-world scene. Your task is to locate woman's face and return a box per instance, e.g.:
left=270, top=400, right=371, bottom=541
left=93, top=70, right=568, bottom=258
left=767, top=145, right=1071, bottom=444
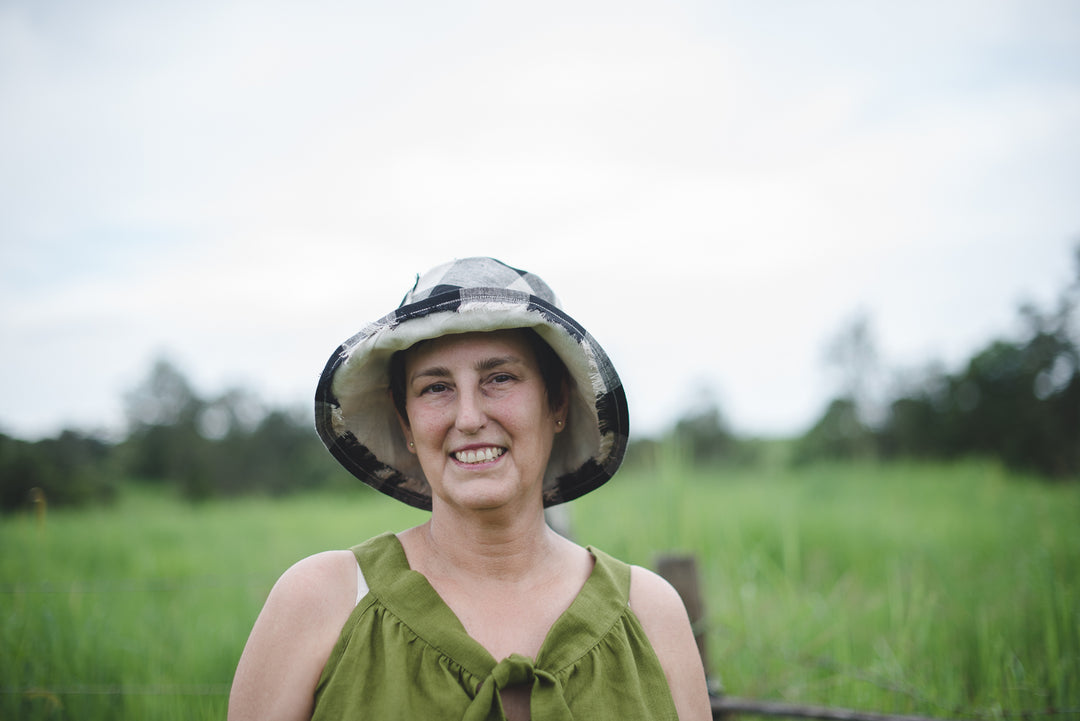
left=398, top=329, right=566, bottom=514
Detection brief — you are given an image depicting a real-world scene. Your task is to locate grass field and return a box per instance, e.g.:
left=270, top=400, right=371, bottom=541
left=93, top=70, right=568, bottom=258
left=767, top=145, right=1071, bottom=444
left=2, top=458, right=1078, bottom=720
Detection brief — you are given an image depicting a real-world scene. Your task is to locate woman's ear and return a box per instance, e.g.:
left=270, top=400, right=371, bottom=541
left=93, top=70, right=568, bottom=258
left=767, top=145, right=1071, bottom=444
left=392, top=394, right=415, bottom=453
left=553, top=379, right=570, bottom=430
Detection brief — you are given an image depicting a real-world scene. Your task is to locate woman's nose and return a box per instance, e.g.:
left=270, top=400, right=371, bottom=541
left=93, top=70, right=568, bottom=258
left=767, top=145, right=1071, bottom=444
left=454, top=387, right=487, bottom=434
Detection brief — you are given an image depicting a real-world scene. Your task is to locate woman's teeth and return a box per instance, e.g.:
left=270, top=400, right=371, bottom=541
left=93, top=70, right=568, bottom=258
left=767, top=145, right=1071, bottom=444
left=454, top=447, right=505, bottom=464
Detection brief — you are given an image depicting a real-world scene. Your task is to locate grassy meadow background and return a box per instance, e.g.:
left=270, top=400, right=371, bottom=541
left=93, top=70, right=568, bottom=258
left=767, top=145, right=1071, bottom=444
left=2, top=456, right=1078, bottom=720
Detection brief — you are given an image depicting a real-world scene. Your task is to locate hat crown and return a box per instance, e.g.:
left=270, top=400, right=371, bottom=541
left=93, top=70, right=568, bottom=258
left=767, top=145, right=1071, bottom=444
left=402, top=257, right=561, bottom=308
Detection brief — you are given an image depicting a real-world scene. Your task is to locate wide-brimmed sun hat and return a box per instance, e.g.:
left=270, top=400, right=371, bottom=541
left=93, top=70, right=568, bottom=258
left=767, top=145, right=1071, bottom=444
left=314, top=256, right=629, bottom=510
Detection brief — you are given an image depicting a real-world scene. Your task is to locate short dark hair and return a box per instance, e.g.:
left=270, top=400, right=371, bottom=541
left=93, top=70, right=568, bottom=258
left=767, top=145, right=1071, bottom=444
left=389, top=328, right=569, bottom=426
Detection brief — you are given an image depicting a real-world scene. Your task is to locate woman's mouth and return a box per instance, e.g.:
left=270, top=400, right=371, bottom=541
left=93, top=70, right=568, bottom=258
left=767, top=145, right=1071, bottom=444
left=453, top=447, right=505, bottom=465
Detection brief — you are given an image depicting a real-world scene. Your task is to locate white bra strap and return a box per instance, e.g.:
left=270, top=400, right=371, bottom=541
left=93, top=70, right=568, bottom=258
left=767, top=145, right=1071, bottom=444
left=355, top=557, right=369, bottom=606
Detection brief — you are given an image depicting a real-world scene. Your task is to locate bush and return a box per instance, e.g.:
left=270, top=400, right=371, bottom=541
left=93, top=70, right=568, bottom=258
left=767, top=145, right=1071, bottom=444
left=0, top=430, right=117, bottom=512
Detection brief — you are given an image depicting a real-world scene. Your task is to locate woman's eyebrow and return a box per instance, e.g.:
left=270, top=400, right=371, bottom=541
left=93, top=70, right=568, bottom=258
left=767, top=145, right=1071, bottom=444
left=409, top=365, right=451, bottom=384
left=409, top=355, right=523, bottom=384
left=475, top=355, right=521, bottom=372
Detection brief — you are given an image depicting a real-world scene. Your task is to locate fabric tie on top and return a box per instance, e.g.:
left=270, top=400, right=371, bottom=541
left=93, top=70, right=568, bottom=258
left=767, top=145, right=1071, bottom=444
left=464, top=653, right=574, bottom=721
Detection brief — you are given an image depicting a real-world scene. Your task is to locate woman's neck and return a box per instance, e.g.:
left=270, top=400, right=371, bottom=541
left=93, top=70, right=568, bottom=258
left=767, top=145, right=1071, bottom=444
left=405, top=503, right=564, bottom=585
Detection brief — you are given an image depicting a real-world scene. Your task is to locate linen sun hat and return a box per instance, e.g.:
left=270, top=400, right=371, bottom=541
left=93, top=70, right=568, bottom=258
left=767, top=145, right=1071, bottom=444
left=314, top=257, right=629, bottom=510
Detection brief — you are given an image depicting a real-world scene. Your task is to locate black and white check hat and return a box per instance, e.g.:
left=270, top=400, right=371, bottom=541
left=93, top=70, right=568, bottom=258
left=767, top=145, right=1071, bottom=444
left=314, top=257, right=629, bottom=510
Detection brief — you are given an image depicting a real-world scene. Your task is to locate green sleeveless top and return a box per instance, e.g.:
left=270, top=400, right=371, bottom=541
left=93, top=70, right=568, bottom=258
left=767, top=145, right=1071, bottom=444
left=312, top=532, right=678, bottom=721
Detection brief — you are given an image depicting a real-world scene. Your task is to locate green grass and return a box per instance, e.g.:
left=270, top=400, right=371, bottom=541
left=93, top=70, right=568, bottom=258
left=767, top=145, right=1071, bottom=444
left=1, top=485, right=429, bottom=720
left=2, top=460, right=1077, bottom=720
left=573, top=458, right=1080, bottom=720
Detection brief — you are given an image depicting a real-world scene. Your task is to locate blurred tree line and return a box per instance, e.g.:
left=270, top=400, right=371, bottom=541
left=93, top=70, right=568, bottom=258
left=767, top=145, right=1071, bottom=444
left=2, top=244, right=1077, bottom=512
left=793, top=244, right=1079, bottom=478
left=0, top=359, right=355, bottom=512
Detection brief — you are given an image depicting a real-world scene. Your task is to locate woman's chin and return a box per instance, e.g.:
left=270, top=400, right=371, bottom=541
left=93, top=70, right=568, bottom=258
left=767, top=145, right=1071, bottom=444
left=434, top=478, right=539, bottom=514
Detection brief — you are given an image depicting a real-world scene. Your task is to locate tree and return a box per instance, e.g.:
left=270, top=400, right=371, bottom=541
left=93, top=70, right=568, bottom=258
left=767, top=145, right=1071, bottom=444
left=874, top=242, right=1080, bottom=478
left=794, top=312, right=882, bottom=464
left=823, top=310, right=883, bottom=427
left=792, top=397, right=877, bottom=465
left=124, top=358, right=202, bottom=429
left=0, top=430, right=117, bottom=512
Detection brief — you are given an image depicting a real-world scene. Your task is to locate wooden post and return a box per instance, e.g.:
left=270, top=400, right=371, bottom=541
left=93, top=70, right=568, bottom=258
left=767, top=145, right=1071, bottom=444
left=656, top=553, right=723, bottom=697
left=545, top=505, right=574, bottom=541
left=29, top=487, right=47, bottom=530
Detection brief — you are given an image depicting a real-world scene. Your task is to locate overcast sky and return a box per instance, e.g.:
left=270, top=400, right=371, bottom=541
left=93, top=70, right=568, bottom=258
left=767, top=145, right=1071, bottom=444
left=2, top=0, right=1079, bottom=441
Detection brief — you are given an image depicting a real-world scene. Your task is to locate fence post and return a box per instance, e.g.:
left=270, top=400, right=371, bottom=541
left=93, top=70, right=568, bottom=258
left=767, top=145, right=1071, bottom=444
left=30, top=487, right=47, bottom=530
left=655, top=553, right=724, bottom=699
left=545, top=505, right=573, bottom=541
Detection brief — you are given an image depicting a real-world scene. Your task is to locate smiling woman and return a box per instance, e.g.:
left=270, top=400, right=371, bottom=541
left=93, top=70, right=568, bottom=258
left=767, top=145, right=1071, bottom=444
left=227, top=257, right=711, bottom=721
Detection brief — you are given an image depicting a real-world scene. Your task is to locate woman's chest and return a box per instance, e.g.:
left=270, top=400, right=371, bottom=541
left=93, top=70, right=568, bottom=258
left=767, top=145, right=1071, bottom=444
left=442, top=584, right=570, bottom=661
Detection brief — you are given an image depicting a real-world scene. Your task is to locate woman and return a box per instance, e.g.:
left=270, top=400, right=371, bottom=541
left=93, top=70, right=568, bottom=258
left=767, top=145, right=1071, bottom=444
left=228, top=257, right=711, bottom=720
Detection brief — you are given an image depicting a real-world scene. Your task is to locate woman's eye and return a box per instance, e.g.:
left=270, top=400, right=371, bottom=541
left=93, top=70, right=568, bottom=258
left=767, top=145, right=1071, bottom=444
left=421, top=382, right=449, bottom=395
left=491, top=373, right=514, bottom=384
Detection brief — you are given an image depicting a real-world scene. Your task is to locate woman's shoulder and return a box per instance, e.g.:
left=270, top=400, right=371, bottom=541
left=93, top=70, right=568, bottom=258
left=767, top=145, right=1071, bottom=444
left=254, top=548, right=361, bottom=651
left=627, top=564, right=713, bottom=721
left=235, top=549, right=361, bottom=644
left=255, top=549, right=360, bottom=658
left=227, top=549, right=361, bottom=721
left=276, top=549, right=358, bottom=596
left=627, top=564, right=686, bottom=625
